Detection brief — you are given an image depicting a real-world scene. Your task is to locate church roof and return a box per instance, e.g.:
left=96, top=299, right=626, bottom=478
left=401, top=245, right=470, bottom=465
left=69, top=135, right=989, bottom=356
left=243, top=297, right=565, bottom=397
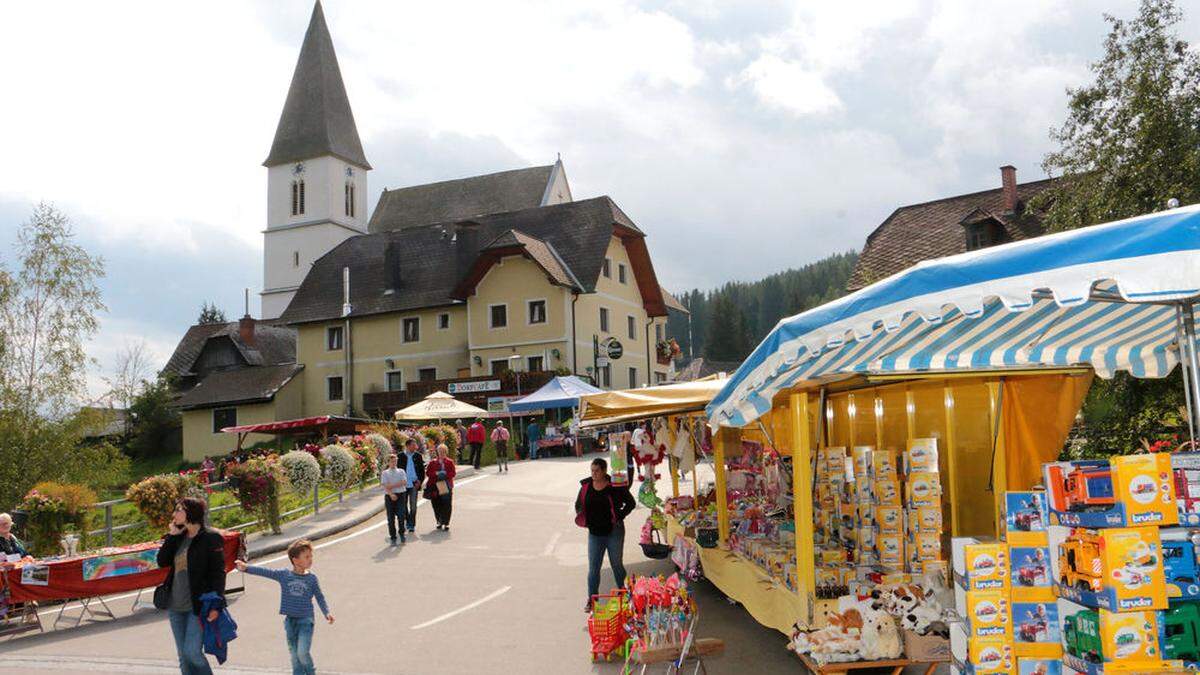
left=367, top=165, right=555, bottom=233
left=263, top=1, right=370, bottom=169
left=280, top=196, right=665, bottom=325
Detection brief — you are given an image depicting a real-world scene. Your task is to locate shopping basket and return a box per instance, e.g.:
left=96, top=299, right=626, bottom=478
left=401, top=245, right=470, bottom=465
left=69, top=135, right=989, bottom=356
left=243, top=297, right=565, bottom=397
left=588, top=590, right=630, bottom=662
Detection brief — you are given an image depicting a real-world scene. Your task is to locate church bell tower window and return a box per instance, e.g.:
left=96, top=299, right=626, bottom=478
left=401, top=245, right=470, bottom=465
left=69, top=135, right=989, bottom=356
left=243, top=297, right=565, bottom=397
left=344, top=181, right=355, bottom=218
left=291, top=180, right=306, bottom=216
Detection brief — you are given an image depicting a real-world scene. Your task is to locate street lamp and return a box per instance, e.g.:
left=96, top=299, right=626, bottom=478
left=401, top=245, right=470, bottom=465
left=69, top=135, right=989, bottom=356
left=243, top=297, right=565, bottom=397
left=508, top=355, right=525, bottom=455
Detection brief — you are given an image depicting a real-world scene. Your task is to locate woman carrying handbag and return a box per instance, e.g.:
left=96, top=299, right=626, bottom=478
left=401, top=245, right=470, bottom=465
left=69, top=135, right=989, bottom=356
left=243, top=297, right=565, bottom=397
left=424, top=444, right=457, bottom=531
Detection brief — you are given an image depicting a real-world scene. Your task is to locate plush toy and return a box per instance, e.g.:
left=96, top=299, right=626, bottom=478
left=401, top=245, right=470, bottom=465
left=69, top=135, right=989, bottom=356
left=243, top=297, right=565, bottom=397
left=874, top=580, right=948, bottom=636
left=791, top=607, right=865, bottom=664
left=857, top=607, right=902, bottom=660
left=630, top=425, right=665, bottom=481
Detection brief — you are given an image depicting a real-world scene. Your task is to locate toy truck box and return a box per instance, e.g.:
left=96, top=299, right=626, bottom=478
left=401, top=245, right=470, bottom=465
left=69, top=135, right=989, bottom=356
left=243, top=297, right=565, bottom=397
left=851, top=445, right=873, bottom=481
left=825, top=446, right=848, bottom=475
left=914, top=505, right=944, bottom=534
left=1006, top=491, right=1050, bottom=543
left=1160, top=528, right=1200, bottom=599
left=878, top=533, right=904, bottom=567
left=1050, top=525, right=1167, bottom=611
left=954, top=538, right=1010, bottom=591
left=1043, top=454, right=1177, bottom=528
left=957, top=588, right=1011, bottom=639
left=907, top=471, right=943, bottom=507
left=875, top=479, right=901, bottom=505
left=1016, top=659, right=1062, bottom=675
left=1172, top=452, right=1200, bottom=525
left=1057, top=598, right=1172, bottom=674
left=873, top=449, right=898, bottom=481
left=1010, top=545, right=1052, bottom=590
left=1012, top=601, right=1060, bottom=648
left=876, top=505, right=903, bottom=534
left=906, top=438, right=939, bottom=474
left=951, top=624, right=1016, bottom=675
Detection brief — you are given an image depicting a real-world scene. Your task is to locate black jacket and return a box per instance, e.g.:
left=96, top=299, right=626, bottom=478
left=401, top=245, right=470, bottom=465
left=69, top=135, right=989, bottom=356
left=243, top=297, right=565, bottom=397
left=156, top=526, right=227, bottom=615
left=397, top=451, right=426, bottom=486
left=574, top=477, right=636, bottom=536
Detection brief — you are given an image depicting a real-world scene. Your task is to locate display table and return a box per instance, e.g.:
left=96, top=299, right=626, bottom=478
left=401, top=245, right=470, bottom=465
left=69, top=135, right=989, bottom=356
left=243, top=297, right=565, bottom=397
left=665, top=515, right=803, bottom=636
left=2, top=530, right=243, bottom=604
left=537, top=435, right=575, bottom=457
left=796, top=653, right=941, bottom=675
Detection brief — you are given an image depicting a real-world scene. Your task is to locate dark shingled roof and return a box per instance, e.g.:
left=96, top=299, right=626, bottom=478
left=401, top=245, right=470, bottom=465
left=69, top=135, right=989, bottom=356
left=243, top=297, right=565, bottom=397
left=281, top=196, right=650, bottom=325
left=478, top=229, right=579, bottom=289
left=263, top=1, right=370, bottom=169
left=177, top=364, right=304, bottom=410
left=848, top=175, right=1064, bottom=291
left=367, top=166, right=554, bottom=233
left=162, top=321, right=297, bottom=378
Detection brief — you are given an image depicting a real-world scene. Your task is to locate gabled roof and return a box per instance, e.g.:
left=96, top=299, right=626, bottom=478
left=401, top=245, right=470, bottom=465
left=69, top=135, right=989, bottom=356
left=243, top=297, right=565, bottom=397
left=676, top=358, right=741, bottom=382
left=161, top=321, right=296, bottom=379
left=177, top=364, right=304, bottom=410
left=661, top=287, right=688, bottom=314
left=280, top=196, right=663, bottom=325
left=263, top=1, right=370, bottom=169
left=453, top=229, right=580, bottom=298
left=368, top=165, right=554, bottom=233
left=848, top=176, right=1062, bottom=290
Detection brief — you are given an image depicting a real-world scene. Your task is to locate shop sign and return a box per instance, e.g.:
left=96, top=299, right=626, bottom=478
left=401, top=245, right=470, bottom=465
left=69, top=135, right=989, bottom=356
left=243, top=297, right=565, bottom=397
left=605, top=339, right=624, bottom=360
left=448, top=380, right=500, bottom=394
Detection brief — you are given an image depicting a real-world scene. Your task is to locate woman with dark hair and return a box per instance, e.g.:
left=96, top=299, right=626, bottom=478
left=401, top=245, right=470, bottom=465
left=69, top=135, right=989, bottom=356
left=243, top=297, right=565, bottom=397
left=157, top=497, right=227, bottom=675
left=425, top=444, right=457, bottom=531
left=575, top=457, right=636, bottom=611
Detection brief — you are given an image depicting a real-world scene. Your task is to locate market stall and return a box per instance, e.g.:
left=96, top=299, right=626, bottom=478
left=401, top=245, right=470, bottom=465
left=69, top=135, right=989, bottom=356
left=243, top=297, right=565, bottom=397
left=686, top=203, right=1200, bottom=667
left=509, top=376, right=602, bottom=456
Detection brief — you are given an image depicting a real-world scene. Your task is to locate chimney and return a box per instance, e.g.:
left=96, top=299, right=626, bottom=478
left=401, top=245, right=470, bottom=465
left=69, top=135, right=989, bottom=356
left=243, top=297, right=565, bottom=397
left=238, top=314, right=256, bottom=347
left=454, top=220, right=480, bottom=282
left=1000, top=165, right=1018, bottom=212
left=383, top=240, right=401, bottom=292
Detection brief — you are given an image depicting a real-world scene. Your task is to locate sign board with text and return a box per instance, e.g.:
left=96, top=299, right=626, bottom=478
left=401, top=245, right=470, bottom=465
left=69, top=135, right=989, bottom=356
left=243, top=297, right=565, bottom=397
left=448, top=380, right=501, bottom=394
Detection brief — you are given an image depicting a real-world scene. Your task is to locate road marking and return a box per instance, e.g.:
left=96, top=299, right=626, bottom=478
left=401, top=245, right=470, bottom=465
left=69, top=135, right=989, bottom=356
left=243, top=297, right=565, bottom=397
left=409, top=585, right=512, bottom=630
left=542, top=531, right=562, bottom=556
left=36, top=474, right=493, bottom=618
left=0, top=654, right=375, bottom=674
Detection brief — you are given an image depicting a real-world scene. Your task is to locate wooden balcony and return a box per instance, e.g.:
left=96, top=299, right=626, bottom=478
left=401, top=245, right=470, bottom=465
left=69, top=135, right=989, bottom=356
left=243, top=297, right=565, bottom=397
left=362, top=370, right=559, bottom=419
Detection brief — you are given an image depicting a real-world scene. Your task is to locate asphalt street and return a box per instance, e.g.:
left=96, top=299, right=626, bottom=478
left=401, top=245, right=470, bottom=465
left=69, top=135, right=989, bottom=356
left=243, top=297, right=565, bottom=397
left=0, top=456, right=800, bottom=674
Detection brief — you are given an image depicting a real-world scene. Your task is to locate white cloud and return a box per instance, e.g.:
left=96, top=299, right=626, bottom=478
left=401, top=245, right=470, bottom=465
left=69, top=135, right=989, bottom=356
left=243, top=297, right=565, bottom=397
left=733, top=54, right=842, bottom=114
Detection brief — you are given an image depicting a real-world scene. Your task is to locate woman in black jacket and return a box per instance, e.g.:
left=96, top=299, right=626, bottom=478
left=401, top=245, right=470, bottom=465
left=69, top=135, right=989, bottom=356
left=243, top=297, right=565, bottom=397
left=157, top=497, right=226, bottom=675
left=575, top=457, right=636, bottom=611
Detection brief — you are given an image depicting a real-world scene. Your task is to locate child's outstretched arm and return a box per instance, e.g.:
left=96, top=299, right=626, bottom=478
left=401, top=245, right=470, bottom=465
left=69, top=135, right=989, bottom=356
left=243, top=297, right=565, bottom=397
left=237, top=562, right=288, bottom=583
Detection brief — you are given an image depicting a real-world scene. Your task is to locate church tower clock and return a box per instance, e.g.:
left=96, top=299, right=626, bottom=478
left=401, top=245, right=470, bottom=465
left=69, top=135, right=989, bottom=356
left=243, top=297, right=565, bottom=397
left=261, top=1, right=370, bottom=320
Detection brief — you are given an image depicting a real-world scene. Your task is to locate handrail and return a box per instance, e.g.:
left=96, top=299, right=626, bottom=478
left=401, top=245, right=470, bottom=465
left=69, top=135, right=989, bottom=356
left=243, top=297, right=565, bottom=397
left=86, top=476, right=380, bottom=546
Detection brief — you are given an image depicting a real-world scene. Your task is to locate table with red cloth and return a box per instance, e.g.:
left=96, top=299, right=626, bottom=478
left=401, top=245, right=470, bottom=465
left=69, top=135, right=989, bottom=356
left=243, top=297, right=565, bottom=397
left=537, top=435, right=577, bottom=456
left=2, top=530, right=243, bottom=603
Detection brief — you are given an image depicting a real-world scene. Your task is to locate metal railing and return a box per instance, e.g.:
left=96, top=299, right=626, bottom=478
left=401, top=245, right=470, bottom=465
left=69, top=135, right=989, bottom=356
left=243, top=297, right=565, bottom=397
left=87, top=477, right=381, bottom=546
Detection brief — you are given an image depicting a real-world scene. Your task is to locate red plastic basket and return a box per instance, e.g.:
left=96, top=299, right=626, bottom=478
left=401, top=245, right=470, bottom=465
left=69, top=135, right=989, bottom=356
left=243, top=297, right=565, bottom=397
left=588, top=591, right=630, bottom=661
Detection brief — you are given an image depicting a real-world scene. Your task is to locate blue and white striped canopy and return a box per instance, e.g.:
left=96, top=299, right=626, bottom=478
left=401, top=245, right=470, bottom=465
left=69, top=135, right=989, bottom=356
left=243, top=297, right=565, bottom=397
left=708, top=204, right=1200, bottom=428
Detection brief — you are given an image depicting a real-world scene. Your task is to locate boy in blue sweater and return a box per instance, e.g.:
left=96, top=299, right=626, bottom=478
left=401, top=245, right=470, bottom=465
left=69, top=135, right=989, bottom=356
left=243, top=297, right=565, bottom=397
left=235, top=539, right=332, bottom=675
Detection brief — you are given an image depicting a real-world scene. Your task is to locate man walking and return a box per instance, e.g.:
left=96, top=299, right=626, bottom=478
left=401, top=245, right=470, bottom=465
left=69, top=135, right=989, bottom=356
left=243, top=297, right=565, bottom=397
left=397, top=438, right=425, bottom=534
left=467, top=418, right=486, bottom=470
left=381, top=453, right=408, bottom=545
left=456, top=421, right=469, bottom=464
left=527, top=419, right=542, bottom=461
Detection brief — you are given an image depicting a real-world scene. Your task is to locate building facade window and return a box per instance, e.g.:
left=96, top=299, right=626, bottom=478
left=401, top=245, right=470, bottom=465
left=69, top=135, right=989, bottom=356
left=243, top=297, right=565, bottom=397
left=628, top=367, right=638, bottom=388
left=490, top=304, right=508, bottom=328
left=344, top=182, right=355, bottom=217
left=212, top=407, right=236, bottom=434
left=327, top=376, right=344, bottom=401
left=655, top=323, right=663, bottom=342
left=655, top=371, right=666, bottom=384
left=402, top=317, right=420, bottom=343
left=490, top=359, right=510, bottom=375
left=598, top=365, right=611, bottom=388
left=418, top=367, right=437, bottom=382
left=627, top=315, right=636, bottom=340
left=618, top=263, right=627, bottom=284
left=386, top=371, right=403, bottom=392
left=528, top=299, right=546, bottom=324
left=293, top=251, right=300, bottom=268
left=602, top=258, right=612, bottom=278
left=326, top=325, right=343, bottom=351
left=527, top=355, right=544, bottom=372
left=438, top=313, right=450, bottom=330
left=599, top=307, right=609, bottom=333
left=291, top=180, right=305, bottom=216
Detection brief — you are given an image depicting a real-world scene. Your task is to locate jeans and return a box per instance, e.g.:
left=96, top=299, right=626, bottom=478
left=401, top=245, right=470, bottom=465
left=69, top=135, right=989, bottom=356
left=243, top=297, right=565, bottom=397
left=384, top=493, right=405, bottom=541
left=168, top=609, right=212, bottom=675
left=284, top=616, right=316, bottom=675
left=469, top=442, right=482, bottom=469
left=586, top=522, right=627, bottom=599
left=404, top=486, right=419, bottom=531
left=528, top=439, right=539, bottom=460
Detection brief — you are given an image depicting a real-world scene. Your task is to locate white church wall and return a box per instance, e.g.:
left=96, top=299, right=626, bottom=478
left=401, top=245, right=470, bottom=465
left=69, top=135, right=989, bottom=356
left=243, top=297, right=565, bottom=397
left=261, top=222, right=362, bottom=318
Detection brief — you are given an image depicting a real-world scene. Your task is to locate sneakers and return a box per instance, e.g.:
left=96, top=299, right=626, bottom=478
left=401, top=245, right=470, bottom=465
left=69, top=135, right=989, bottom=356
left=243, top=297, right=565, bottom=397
left=389, top=537, right=397, bottom=546
left=400, top=535, right=406, bottom=543
left=407, top=527, right=415, bottom=533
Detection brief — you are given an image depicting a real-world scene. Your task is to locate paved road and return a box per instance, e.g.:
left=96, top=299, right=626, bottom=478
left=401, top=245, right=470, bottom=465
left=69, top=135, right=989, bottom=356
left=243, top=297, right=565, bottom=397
left=1, top=457, right=799, bottom=674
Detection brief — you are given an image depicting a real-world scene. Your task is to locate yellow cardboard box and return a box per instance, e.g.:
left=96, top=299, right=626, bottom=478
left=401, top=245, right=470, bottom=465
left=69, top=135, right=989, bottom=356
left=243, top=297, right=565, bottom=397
left=915, top=506, right=944, bottom=533
left=968, top=638, right=1015, bottom=673
left=872, top=449, right=898, bottom=481
left=906, top=438, right=939, bottom=474
left=875, top=479, right=901, bottom=505
left=825, top=446, right=847, bottom=475
left=907, top=472, right=943, bottom=507
left=965, top=589, right=1011, bottom=639
left=962, top=541, right=1010, bottom=591
left=914, top=533, right=942, bottom=562
left=1112, top=452, right=1177, bottom=527
left=1096, top=608, right=1162, bottom=662
left=876, top=506, right=903, bottom=534
left=1057, top=526, right=1166, bottom=611
left=878, top=534, right=903, bottom=566
left=852, top=446, right=873, bottom=481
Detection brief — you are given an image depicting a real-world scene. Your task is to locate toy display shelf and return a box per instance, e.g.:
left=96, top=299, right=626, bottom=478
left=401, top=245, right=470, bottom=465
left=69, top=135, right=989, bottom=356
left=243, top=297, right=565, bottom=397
left=1061, top=651, right=1182, bottom=674
left=798, top=653, right=943, bottom=675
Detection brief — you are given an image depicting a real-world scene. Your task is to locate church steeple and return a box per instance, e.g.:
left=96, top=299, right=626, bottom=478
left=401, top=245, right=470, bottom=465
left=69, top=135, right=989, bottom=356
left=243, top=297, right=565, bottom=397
left=263, top=1, right=370, bottom=169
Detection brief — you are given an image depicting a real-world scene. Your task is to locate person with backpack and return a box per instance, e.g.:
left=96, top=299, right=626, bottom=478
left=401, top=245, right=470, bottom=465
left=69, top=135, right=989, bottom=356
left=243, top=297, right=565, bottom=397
left=574, top=457, right=636, bottom=611
left=490, top=421, right=510, bottom=473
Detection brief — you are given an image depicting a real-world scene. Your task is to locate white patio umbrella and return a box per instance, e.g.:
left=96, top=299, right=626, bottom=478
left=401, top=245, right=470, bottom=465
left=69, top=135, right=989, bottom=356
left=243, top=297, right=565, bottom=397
left=393, top=390, right=487, bottom=421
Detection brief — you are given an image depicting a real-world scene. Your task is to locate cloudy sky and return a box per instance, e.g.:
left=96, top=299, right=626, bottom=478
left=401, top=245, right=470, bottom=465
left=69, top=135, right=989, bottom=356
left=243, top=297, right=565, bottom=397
left=1, top=0, right=1196, bottom=398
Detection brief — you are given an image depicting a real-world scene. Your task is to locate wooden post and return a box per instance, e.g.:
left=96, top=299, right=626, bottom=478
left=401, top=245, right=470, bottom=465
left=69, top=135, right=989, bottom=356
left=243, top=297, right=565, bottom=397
left=943, top=383, right=960, bottom=537
left=791, top=391, right=815, bottom=626
left=713, top=427, right=732, bottom=545
left=668, top=416, right=680, bottom=499
left=846, top=392, right=858, bottom=448
left=872, top=389, right=884, bottom=451
left=987, top=380, right=1007, bottom=538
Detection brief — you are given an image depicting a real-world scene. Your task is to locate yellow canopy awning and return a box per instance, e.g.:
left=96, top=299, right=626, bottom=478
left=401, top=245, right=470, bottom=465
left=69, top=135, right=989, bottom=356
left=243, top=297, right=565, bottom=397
left=578, top=377, right=728, bottom=428
left=394, top=391, right=488, bottom=421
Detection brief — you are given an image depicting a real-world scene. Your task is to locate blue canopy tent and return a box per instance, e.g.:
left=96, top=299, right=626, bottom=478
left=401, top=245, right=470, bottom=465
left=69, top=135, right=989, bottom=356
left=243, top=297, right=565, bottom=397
left=707, top=203, right=1200, bottom=437
left=508, top=375, right=603, bottom=412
